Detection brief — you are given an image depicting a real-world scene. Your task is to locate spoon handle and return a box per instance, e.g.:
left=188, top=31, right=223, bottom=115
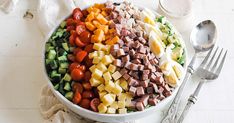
left=177, top=80, right=205, bottom=123
left=161, top=54, right=197, bottom=123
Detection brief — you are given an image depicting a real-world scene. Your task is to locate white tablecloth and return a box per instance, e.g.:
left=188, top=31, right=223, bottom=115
left=0, top=0, right=234, bottom=123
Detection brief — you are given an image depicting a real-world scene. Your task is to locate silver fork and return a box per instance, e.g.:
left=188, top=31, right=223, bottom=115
left=177, top=47, right=227, bottom=123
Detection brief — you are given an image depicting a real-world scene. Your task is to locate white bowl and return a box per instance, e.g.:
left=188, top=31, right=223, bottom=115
left=43, top=6, right=187, bottom=123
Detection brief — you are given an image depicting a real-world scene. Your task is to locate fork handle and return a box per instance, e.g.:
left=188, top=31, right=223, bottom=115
left=177, top=80, right=206, bottom=123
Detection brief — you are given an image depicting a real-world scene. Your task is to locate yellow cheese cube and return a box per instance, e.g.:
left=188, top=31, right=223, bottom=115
left=90, top=77, right=102, bottom=87
left=98, top=103, right=107, bottom=113
left=112, top=71, right=122, bottom=81
left=96, top=63, right=107, bottom=72
left=112, top=83, right=122, bottom=95
left=86, top=12, right=95, bottom=21
left=92, top=57, right=100, bottom=64
left=107, top=107, right=116, bottom=114
left=85, top=22, right=96, bottom=31
left=97, top=84, right=105, bottom=92
left=89, top=65, right=96, bottom=73
left=118, top=101, right=125, bottom=109
left=98, top=77, right=105, bottom=84
left=103, top=45, right=111, bottom=54
left=99, top=91, right=107, bottom=98
left=117, top=93, right=127, bottom=101
left=103, top=72, right=112, bottom=82
left=92, top=68, right=103, bottom=79
left=105, top=81, right=115, bottom=93
left=109, top=54, right=115, bottom=61
left=88, top=51, right=98, bottom=59
left=101, top=55, right=113, bottom=65
left=92, top=20, right=102, bottom=28
left=97, top=51, right=105, bottom=58
left=120, top=79, right=128, bottom=91
left=102, top=94, right=115, bottom=106
left=115, top=80, right=120, bottom=85
left=110, top=94, right=116, bottom=101
left=110, top=101, right=119, bottom=109
left=96, top=14, right=108, bottom=25
left=118, top=108, right=127, bottom=114
left=93, top=43, right=104, bottom=50
left=108, top=64, right=116, bottom=73
left=126, top=92, right=133, bottom=100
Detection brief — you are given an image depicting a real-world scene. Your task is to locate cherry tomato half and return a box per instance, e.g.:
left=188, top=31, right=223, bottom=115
left=72, top=91, right=82, bottom=104
left=84, top=71, right=91, bottom=82
left=75, top=37, right=85, bottom=47
left=72, top=83, right=83, bottom=93
left=67, top=54, right=76, bottom=62
left=69, top=34, right=76, bottom=46
left=78, top=65, right=86, bottom=72
left=79, top=99, right=90, bottom=109
left=90, top=98, right=100, bottom=112
left=69, top=62, right=80, bottom=72
left=82, top=91, right=94, bottom=99
left=79, top=31, right=91, bottom=43
left=76, top=51, right=87, bottom=63
left=76, top=25, right=86, bottom=35
left=84, top=44, right=93, bottom=53
left=82, top=82, right=92, bottom=91
left=71, top=68, right=84, bottom=81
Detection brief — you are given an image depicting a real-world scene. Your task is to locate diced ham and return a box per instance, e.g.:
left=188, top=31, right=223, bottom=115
left=113, top=59, right=122, bottom=67
left=123, top=73, right=130, bottom=80
left=129, top=86, right=137, bottom=96
left=136, top=86, right=145, bottom=96
left=136, top=102, right=144, bottom=111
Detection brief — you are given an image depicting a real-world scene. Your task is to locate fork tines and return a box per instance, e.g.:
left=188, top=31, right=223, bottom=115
left=200, top=46, right=227, bottom=75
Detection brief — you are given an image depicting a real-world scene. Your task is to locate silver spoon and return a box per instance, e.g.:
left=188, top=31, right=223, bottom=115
left=161, top=20, right=217, bottom=123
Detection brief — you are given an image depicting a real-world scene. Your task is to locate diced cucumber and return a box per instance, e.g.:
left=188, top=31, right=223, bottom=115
left=58, top=67, right=66, bottom=74
left=45, top=43, right=51, bottom=52
left=59, top=82, right=65, bottom=95
left=50, top=60, right=58, bottom=69
left=64, top=82, right=71, bottom=91
left=58, top=48, right=67, bottom=56
left=60, top=21, right=66, bottom=28
left=47, top=50, right=56, bottom=60
left=177, top=52, right=185, bottom=65
left=60, top=62, right=69, bottom=69
left=65, top=91, right=73, bottom=100
left=58, top=56, right=67, bottom=63
left=45, top=59, right=53, bottom=65
left=50, top=70, right=61, bottom=82
left=54, top=83, right=59, bottom=90
left=62, top=43, right=69, bottom=51
left=63, top=73, right=71, bottom=82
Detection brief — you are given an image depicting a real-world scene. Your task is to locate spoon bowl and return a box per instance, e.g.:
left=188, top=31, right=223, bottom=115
left=190, top=20, right=217, bottom=53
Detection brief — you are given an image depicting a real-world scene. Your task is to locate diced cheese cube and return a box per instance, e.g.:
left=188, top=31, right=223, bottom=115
left=110, top=94, right=116, bottom=101
left=112, top=71, right=122, bottom=81
left=107, top=107, right=116, bottom=114
left=118, top=101, right=125, bottom=109
left=105, top=81, right=115, bottom=93
left=96, top=63, right=107, bottom=72
left=97, top=51, right=105, bottom=58
left=92, top=68, right=103, bottom=79
left=97, top=84, right=105, bottom=92
left=115, top=80, right=120, bottom=85
left=90, top=77, right=102, bottom=87
left=125, top=98, right=132, bottom=107
left=118, top=93, right=127, bottom=101
left=93, top=43, right=104, bottom=50
left=103, top=72, right=112, bottom=82
left=101, top=55, right=113, bottom=65
left=92, top=20, right=102, bottom=28
left=102, top=94, right=115, bottom=106
left=110, top=101, right=119, bottom=109
left=112, top=83, right=122, bottom=95
left=109, top=54, right=115, bottom=61
left=92, top=57, right=100, bottom=64
left=120, top=79, right=128, bottom=91
left=99, top=91, right=107, bottom=98
left=118, top=108, right=127, bottom=114
left=96, top=14, right=108, bottom=25
left=126, top=92, right=133, bottom=100
left=103, top=45, right=111, bottom=54
left=98, top=103, right=107, bottom=113
left=108, top=64, right=116, bottom=73
left=89, top=65, right=96, bottom=73
left=85, top=22, right=96, bottom=31
left=88, top=51, right=98, bottom=59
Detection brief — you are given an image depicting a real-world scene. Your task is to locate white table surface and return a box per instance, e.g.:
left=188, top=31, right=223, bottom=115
left=0, top=0, right=234, bottom=123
